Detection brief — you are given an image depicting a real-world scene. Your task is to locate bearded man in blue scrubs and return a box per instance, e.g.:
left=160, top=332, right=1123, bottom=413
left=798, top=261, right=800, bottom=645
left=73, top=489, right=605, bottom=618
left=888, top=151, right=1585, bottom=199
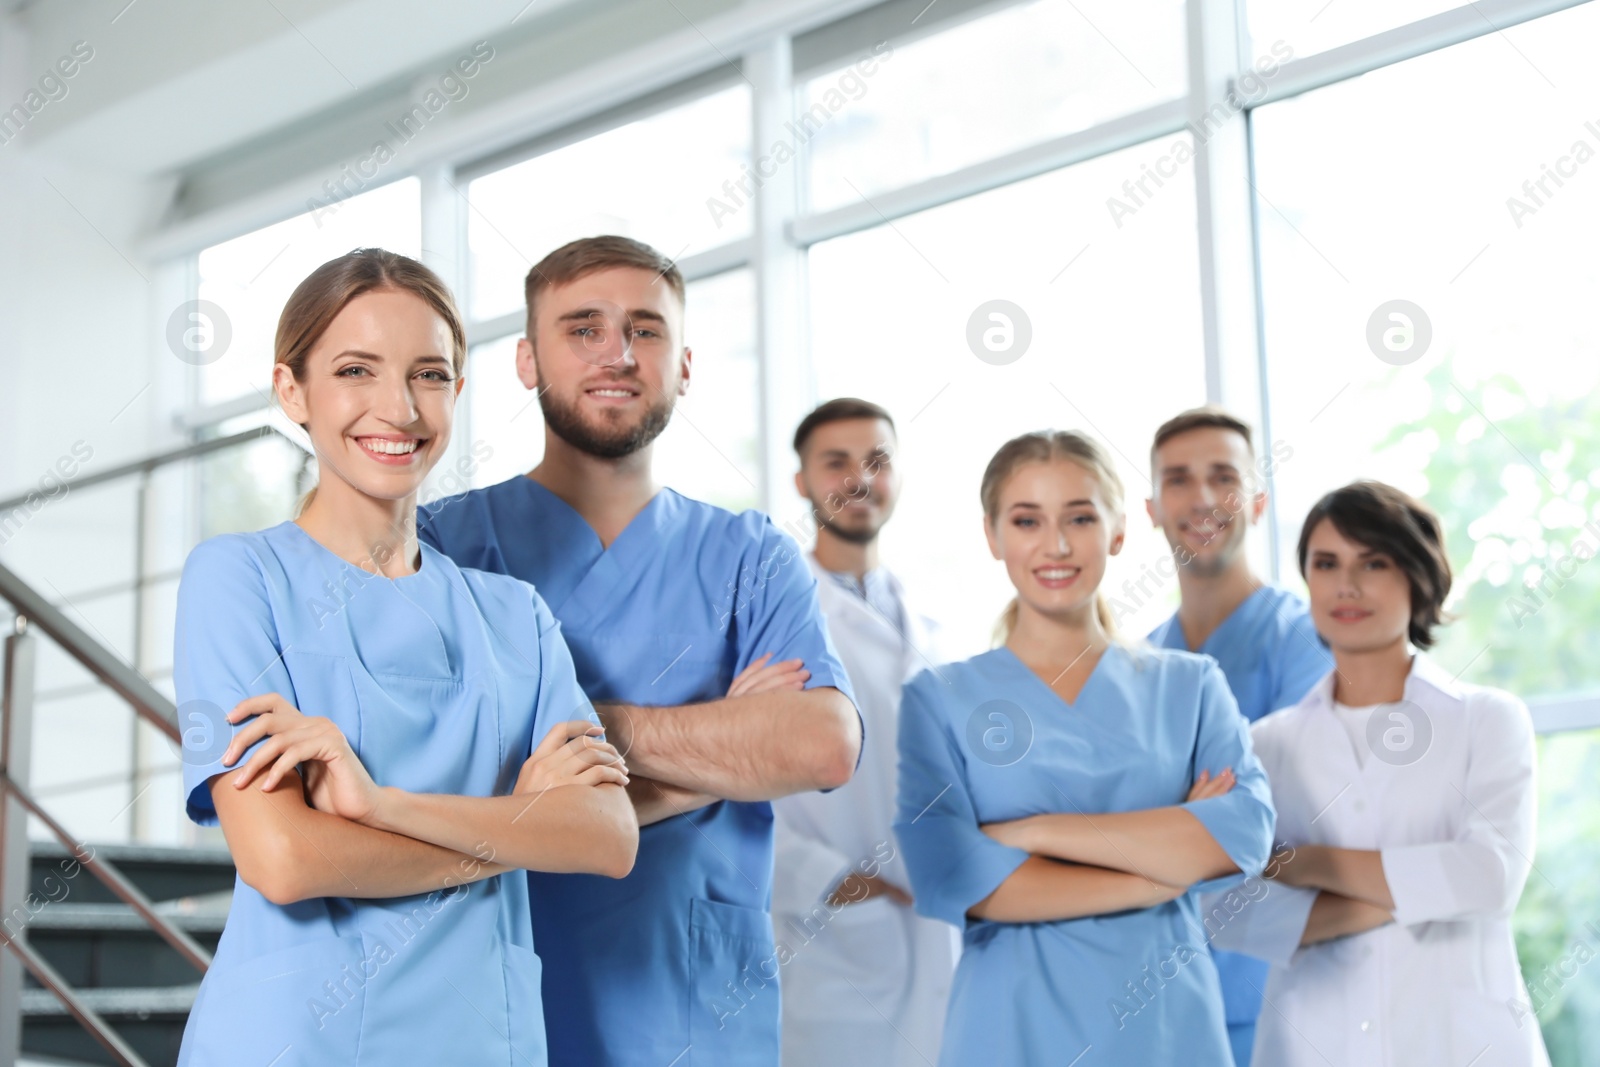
left=420, top=235, right=861, bottom=1067
left=1144, top=406, right=1334, bottom=1066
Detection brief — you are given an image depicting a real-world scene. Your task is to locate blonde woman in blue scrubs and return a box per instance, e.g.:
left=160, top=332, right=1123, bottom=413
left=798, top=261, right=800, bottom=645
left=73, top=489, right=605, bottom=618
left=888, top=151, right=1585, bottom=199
left=174, top=249, right=637, bottom=1065
left=895, top=429, right=1276, bottom=1065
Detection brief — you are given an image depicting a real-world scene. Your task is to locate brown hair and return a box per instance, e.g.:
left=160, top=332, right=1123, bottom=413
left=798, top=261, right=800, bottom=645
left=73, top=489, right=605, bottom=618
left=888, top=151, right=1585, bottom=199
left=275, top=248, right=467, bottom=512
left=792, top=397, right=896, bottom=457
left=1151, top=405, right=1255, bottom=474
left=276, top=248, right=466, bottom=382
left=524, top=235, right=686, bottom=337
left=1296, top=480, right=1453, bottom=649
left=981, top=430, right=1125, bottom=645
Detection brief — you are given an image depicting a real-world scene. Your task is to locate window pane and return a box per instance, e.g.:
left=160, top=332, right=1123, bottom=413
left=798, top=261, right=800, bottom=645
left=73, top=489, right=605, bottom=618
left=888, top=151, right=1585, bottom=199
left=806, top=137, right=1206, bottom=656
left=803, top=0, right=1187, bottom=213
left=467, top=86, right=752, bottom=322
left=1250, top=0, right=1471, bottom=60
left=464, top=269, right=759, bottom=512
left=1514, top=729, right=1600, bottom=1062
left=195, top=179, right=421, bottom=407
left=1253, top=2, right=1600, bottom=701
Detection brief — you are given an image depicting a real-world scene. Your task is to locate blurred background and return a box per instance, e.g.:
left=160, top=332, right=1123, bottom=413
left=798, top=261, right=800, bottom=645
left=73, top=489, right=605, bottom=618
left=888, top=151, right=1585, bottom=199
left=0, top=0, right=1596, bottom=1063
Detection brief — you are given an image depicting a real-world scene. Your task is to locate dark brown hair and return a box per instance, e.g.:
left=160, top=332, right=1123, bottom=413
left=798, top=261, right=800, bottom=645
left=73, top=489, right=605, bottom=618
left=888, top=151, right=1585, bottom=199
left=524, top=235, right=685, bottom=336
left=1150, top=406, right=1255, bottom=473
left=792, top=397, right=896, bottom=457
left=1296, top=480, right=1453, bottom=648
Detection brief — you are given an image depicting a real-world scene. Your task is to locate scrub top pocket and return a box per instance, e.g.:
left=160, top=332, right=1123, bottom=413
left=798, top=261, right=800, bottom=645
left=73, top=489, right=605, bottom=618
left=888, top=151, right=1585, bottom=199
left=688, top=897, right=782, bottom=1066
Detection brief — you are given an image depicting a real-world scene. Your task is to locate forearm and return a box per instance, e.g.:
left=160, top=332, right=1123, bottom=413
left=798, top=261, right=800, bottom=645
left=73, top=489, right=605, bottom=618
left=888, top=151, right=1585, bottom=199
left=1012, top=809, right=1237, bottom=887
left=968, top=856, right=1185, bottom=923
left=627, top=776, right=721, bottom=827
left=1301, top=891, right=1393, bottom=945
left=211, top=777, right=507, bottom=903
left=366, top=784, right=637, bottom=878
left=598, top=687, right=860, bottom=800
left=1292, top=847, right=1395, bottom=910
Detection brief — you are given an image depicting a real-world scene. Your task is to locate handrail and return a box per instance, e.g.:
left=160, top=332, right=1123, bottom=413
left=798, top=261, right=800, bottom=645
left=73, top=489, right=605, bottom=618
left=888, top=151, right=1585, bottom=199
left=0, top=568, right=178, bottom=741
left=0, top=423, right=305, bottom=514
left=0, top=773, right=213, bottom=974
left=0, top=935, right=152, bottom=1067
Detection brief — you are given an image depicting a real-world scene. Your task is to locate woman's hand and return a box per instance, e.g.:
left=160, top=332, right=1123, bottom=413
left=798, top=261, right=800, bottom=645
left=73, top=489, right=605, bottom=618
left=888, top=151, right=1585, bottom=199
left=514, top=721, right=630, bottom=796
left=1186, top=767, right=1235, bottom=802
left=727, top=653, right=809, bottom=698
left=222, top=694, right=380, bottom=823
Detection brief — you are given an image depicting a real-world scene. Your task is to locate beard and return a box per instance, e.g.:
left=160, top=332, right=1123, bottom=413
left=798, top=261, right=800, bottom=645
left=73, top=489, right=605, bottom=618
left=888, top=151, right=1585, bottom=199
left=812, top=495, right=888, bottom=545
left=538, top=380, right=675, bottom=459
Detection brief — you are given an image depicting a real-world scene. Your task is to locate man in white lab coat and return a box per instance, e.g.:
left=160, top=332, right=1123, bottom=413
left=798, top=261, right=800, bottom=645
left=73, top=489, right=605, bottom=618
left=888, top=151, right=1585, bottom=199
left=771, top=398, right=958, bottom=1067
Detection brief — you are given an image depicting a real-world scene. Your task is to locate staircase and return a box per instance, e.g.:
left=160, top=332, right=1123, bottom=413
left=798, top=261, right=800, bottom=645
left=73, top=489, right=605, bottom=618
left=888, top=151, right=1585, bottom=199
left=17, top=842, right=234, bottom=1067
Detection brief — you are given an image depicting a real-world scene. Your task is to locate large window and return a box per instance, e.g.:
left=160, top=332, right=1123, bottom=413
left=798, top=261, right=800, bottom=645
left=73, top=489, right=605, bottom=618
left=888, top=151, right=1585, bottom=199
left=1251, top=7, right=1600, bottom=1054
left=807, top=137, right=1206, bottom=656
left=194, top=179, right=422, bottom=408
left=801, top=0, right=1188, bottom=212
left=465, top=85, right=752, bottom=322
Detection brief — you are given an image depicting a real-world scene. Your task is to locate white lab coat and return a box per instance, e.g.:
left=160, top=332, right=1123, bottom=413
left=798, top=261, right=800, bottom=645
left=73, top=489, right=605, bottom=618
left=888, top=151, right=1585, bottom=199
left=1206, top=652, right=1550, bottom=1067
left=771, top=555, right=960, bottom=1067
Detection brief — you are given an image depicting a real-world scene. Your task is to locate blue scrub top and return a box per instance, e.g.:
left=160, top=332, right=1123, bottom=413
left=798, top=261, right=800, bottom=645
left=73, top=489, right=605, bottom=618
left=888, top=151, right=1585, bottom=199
left=1149, top=584, right=1333, bottom=1048
left=894, top=644, right=1275, bottom=1066
left=174, top=522, right=593, bottom=1067
left=419, top=476, right=858, bottom=1067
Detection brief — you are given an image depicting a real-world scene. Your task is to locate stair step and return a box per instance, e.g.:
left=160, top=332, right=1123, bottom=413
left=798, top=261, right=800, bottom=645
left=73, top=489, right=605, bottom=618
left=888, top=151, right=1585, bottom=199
left=28, top=898, right=230, bottom=933
left=21, top=986, right=199, bottom=1018
left=29, top=841, right=235, bottom=905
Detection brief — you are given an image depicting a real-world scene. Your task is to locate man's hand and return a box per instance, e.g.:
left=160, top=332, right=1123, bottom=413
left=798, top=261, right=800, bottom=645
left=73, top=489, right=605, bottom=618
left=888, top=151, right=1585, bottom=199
left=826, top=871, right=912, bottom=908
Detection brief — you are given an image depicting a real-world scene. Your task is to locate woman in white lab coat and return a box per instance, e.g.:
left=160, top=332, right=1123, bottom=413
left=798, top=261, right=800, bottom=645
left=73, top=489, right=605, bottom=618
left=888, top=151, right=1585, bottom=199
left=1210, top=480, right=1549, bottom=1066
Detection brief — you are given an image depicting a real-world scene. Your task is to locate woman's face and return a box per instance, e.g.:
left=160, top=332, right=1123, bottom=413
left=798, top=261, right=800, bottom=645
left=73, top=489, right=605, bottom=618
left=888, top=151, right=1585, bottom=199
left=274, top=288, right=461, bottom=505
left=1302, top=517, right=1414, bottom=655
left=986, top=458, right=1124, bottom=628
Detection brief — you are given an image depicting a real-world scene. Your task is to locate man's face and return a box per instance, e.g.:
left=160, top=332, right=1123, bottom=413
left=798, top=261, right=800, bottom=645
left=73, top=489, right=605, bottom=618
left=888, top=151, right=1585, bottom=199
left=516, top=265, right=690, bottom=459
left=1146, top=426, right=1265, bottom=577
left=794, top=418, right=900, bottom=545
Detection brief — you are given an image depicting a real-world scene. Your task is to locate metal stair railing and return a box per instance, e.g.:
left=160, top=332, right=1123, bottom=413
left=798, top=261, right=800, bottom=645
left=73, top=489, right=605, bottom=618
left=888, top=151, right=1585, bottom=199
left=0, top=424, right=308, bottom=1067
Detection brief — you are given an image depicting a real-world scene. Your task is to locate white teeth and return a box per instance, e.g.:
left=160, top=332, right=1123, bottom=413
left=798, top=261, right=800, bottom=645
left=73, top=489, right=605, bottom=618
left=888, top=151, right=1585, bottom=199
left=1038, top=568, right=1078, bottom=579
left=590, top=389, right=632, bottom=397
left=361, top=438, right=418, bottom=455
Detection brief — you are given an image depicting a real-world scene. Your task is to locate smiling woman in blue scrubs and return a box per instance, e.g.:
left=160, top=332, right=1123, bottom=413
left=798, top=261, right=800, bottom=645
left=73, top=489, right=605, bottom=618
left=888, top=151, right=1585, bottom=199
left=173, top=249, right=638, bottom=1066
left=894, top=430, right=1276, bottom=1066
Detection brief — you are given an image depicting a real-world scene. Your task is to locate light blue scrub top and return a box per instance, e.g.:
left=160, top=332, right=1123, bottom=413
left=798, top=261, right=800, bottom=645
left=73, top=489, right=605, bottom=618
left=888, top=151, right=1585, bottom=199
left=894, top=644, right=1275, bottom=1066
left=419, top=477, right=858, bottom=1067
left=1148, top=585, right=1333, bottom=1054
left=175, top=521, right=593, bottom=1066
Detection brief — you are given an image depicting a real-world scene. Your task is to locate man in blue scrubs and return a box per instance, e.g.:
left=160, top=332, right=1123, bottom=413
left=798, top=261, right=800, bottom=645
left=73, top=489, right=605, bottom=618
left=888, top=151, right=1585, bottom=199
left=419, top=235, right=861, bottom=1067
left=1143, top=406, right=1333, bottom=1066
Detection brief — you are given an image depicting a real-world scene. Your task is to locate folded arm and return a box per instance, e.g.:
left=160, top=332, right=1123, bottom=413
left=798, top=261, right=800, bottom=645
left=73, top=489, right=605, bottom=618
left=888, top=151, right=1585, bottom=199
left=1301, top=890, right=1394, bottom=945
left=968, top=856, right=1186, bottom=923
left=210, top=771, right=509, bottom=905
left=1268, top=845, right=1394, bottom=910
left=598, top=685, right=860, bottom=802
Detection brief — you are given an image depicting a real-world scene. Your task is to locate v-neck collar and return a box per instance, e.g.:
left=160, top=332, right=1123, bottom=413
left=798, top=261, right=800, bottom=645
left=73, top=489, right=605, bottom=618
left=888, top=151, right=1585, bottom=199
left=521, top=477, right=673, bottom=555
left=996, top=642, right=1117, bottom=711
left=1166, top=583, right=1271, bottom=654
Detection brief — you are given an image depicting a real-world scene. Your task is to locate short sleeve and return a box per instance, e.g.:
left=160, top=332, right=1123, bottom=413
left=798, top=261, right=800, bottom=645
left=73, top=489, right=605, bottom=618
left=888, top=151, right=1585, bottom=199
left=1201, top=882, right=1319, bottom=967
left=528, top=588, right=601, bottom=753
left=1272, top=611, right=1334, bottom=714
left=1381, top=691, right=1538, bottom=925
left=893, top=674, right=1030, bottom=927
left=173, top=537, right=297, bottom=826
left=1181, top=660, right=1277, bottom=894
left=733, top=523, right=857, bottom=709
